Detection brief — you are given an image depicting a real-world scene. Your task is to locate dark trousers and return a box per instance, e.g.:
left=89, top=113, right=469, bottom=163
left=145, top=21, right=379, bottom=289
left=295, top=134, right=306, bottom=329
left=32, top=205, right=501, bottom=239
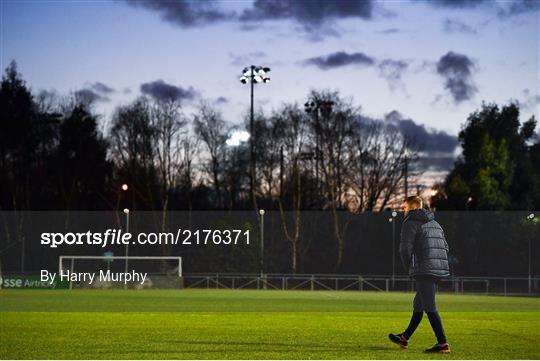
left=403, top=276, right=447, bottom=343
left=413, top=277, right=438, bottom=312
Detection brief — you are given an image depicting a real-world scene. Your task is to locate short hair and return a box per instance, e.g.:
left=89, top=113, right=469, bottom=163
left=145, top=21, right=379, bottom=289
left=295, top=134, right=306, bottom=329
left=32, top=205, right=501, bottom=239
left=404, top=196, right=423, bottom=209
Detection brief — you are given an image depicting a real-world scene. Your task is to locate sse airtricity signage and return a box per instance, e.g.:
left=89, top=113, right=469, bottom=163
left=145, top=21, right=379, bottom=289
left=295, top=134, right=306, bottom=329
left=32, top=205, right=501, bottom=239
left=0, top=275, right=69, bottom=289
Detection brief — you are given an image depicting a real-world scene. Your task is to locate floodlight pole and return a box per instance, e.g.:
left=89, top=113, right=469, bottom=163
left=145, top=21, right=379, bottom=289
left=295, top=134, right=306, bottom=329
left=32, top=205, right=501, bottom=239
left=250, top=65, right=255, bottom=208
left=241, top=65, right=270, bottom=209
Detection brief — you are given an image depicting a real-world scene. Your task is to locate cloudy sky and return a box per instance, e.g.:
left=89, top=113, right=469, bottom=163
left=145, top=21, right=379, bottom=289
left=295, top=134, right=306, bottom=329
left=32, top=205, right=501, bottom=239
left=2, top=0, right=539, bottom=182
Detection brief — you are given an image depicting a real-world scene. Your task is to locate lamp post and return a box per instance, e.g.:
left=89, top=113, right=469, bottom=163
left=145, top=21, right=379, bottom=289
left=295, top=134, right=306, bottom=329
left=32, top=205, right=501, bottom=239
left=240, top=66, right=270, bottom=208
left=123, top=208, right=130, bottom=289
left=390, top=211, right=398, bottom=288
left=466, top=196, right=473, bottom=210
left=526, top=213, right=535, bottom=294
left=259, top=209, right=265, bottom=284
left=115, top=183, right=129, bottom=212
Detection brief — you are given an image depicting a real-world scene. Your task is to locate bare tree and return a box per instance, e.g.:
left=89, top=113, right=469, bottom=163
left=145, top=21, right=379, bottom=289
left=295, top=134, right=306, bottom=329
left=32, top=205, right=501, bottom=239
left=109, top=98, right=157, bottom=209
left=312, top=90, right=357, bottom=271
left=272, top=104, right=309, bottom=273
left=345, top=117, right=418, bottom=212
left=194, top=104, right=230, bottom=209
left=178, top=134, right=200, bottom=211
left=150, top=99, right=187, bottom=214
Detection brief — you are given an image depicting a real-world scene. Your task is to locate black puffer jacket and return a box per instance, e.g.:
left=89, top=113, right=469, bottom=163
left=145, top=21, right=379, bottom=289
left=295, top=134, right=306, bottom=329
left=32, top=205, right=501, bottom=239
left=399, top=208, right=450, bottom=278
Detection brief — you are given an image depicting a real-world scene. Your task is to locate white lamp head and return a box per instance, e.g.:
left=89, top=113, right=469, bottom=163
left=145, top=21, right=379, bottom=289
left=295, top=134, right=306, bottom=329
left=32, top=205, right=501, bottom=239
left=123, top=208, right=130, bottom=214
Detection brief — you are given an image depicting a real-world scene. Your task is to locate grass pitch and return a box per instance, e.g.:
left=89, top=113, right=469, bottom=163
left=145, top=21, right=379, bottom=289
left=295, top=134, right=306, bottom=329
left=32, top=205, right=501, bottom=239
left=0, top=289, right=539, bottom=359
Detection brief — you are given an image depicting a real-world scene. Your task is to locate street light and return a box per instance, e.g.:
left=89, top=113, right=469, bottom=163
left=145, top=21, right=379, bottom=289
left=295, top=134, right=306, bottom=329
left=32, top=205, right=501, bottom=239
left=390, top=211, right=398, bottom=288
left=123, top=208, right=130, bottom=289
left=526, top=213, right=535, bottom=294
left=466, top=196, right=473, bottom=210
left=259, top=209, right=265, bottom=282
left=116, top=183, right=130, bottom=212
left=240, top=66, right=271, bottom=208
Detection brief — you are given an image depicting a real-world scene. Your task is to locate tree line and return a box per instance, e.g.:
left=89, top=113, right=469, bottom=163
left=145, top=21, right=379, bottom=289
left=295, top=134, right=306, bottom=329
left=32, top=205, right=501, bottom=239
left=1, top=61, right=538, bottom=276
left=1, top=61, right=416, bottom=214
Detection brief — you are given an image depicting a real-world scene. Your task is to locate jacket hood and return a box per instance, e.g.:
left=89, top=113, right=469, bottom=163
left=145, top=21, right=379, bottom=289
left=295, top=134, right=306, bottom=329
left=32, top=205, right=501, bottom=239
left=406, top=208, right=434, bottom=223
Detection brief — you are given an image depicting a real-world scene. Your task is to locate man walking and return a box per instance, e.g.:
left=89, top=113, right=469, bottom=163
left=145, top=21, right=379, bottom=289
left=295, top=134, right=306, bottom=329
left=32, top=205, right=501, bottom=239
left=388, top=196, right=451, bottom=353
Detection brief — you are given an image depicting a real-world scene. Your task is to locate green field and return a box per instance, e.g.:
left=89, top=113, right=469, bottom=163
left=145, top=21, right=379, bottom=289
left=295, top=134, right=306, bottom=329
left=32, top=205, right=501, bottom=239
left=1, top=289, right=539, bottom=359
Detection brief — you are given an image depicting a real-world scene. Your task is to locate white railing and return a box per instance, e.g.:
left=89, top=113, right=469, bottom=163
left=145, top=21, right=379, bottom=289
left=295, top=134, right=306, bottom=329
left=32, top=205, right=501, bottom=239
left=180, top=273, right=540, bottom=296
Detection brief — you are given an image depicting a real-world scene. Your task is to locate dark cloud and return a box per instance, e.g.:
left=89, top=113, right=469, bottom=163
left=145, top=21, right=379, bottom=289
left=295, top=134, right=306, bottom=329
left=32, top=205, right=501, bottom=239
left=426, top=0, right=487, bottom=9
left=304, top=52, right=408, bottom=90
left=436, top=51, right=477, bottom=103
left=384, top=110, right=458, bottom=172
left=74, top=81, right=115, bottom=104
left=125, top=0, right=233, bottom=27
left=426, top=0, right=538, bottom=17
left=377, top=59, right=409, bottom=92
left=416, top=155, right=457, bottom=172
left=357, top=112, right=458, bottom=173
left=443, top=19, right=477, bottom=34
left=240, top=0, right=373, bottom=24
left=520, top=88, right=540, bottom=111
left=239, top=0, right=374, bottom=40
left=74, top=89, right=110, bottom=104
left=304, top=52, right=409, bottom=91
left=385, top=110, right=458, bottom=154
left=215, top=96, right=229, bottom=104
left=498, top=0, right=540, bottom=17
left=140, top=80, right=198, bottom=102
left=376, top=28, right=402, bottom=34
left=90, top=82, right=115, bottom=94
left=304, top=51, right=375, bottom=70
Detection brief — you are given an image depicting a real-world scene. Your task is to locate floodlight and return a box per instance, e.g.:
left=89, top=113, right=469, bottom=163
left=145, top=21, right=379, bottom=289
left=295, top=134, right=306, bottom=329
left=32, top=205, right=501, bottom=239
left=123, top=208, right=130, bottom=214
left=254, top=75, right=263, bottom=83
left=226, top=130, right=250, bottom=146
left=121, top=184, right=128, bottom=191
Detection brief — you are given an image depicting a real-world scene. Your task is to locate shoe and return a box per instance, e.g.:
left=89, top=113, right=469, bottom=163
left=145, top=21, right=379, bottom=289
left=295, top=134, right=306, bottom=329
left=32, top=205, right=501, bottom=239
left=425, top=342, right=450, bottom=353
left=388, top=333, right=409, bottom=349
